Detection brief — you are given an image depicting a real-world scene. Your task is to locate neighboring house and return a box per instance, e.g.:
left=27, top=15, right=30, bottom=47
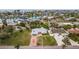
left=14, top=18, right=27, bottom=24
left=29, top=16, right=41, bottom=22
left=64, top=17, right=76, bottom=21
left=0, top=19, right=3, bottom=25
left=42, top=16, right=47, bottom=18
left=6, top=19, right=16, bottom=26
left=48, top=16, right=54, bottom=19
left=67, top=28, right=79, bottom=34
left=0, top=19, right=3, bottom=28
left=15, top=18, right=23, bottom=24
left=72, top=22, right=79, bottom=25
left=32, top=27, right=48, bottom=35
left=58, top=22, right=73, bottom=26
left=76, top=18, right=79, bottom=21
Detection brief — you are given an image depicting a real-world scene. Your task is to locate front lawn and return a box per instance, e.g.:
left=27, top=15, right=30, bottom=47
left=37, top=35, right=57, bottom=46
left=68, top=33, right=79, bottom=43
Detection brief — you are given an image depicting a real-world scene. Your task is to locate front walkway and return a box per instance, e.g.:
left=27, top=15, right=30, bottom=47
left=29, top=35, right=38, bottom=46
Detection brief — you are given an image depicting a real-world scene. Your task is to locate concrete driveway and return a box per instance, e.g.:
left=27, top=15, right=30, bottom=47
left=53, top=33, right=65, bottom=46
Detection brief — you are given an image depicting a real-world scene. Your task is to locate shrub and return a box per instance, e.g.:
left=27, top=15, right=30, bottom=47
left=3, top=26, right=14, bottom=33
left=63, top=25, right=72, bottom=30
left=0, top=32, right=10, bottom=40
left=19, top=23, right=26, bottom=27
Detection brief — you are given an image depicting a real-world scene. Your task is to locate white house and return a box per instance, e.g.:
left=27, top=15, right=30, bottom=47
left=0, top=19, right=3, bottom=24
left=28, top=16, right=41, bottom=22
left=32, top=27, right=48, bottom=35
left=6, top=19, right=16, bottom=25
left=72, top=22, right=79, bottom=25
left=58, top=22, right=73, bottom=26
left=15, top=18, right=23, bottom=24
left=64, top=17, right=76, bottom=21
left=0, top=19, right=3, bottom=28
left=48, top=16, right=54, bottom=19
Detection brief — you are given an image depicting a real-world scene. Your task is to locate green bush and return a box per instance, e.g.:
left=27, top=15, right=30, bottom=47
left=0, top=33, right=10, bottom=40
left=3, top=26, right=14, bottom=33
left=68, top=33, right=79, bottom=42
left=63, top=25, right=72, bottom=30
left=30, top=21, right=49, bottom=29
left=19, top=23, right=26, bottom=27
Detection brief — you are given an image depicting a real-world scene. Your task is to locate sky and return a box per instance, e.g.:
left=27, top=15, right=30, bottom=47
left=0, top=0, right=79, bottom=9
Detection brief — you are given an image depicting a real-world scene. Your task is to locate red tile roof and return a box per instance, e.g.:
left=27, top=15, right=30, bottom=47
left=67, top=28, right=79, bottom=34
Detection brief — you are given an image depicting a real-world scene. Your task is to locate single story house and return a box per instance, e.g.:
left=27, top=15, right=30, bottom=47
left=48, top=16, right=54, bottom=19
left=0, top=19, right=3, bottom=25
left=58, top=22, right=73, bottom=26
left=32, top=27, right=48, bottom=35
left=28, top=16, right=41, bottom=22
left=64, top=17, right=76, bottom=21
left=67, top=28, right=79, bottom=34
left=72, top=22, right=79, bottom=25
left=0, top=19, right=3, bottom=28
left=6, top=19, right=17, bottom=25
left=14, top=18, right=25, bottom=24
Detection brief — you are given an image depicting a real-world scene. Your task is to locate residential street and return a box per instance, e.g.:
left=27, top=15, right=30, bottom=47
left=0, top=46, right=79, bottom=49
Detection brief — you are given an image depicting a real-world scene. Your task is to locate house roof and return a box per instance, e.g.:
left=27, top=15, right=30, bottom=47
left=32, top=27, right=47, bottom=35
left=67, top=28, right=79, bottom=34
left=6, top=19, right=16, bottom=25
left=65, top=17, right=76, bottom=20
left=0, top=19, right=3, bottom=24
left=29, top=16, right=41, bottom=22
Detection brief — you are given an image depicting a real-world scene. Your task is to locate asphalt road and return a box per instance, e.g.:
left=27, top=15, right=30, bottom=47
left=0, top=46, right=79, bottom=49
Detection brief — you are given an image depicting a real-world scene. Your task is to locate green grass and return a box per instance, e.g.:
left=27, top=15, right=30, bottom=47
left=37, top=35, right=57, bottom=46
left=0, top=30, right=31, bottom=46
left=68, top=33, right=79, bottom=43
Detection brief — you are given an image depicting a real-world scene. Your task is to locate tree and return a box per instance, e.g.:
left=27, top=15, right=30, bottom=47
left=19, top=22, right=26, bottom=27
left=62, top=37, right=71, bottom=45
left=73, top=25, right=76, bottom=28
left=0, top=32, right=10, bottom=40
left=2, top=19, right=7, bottom=26
left=63, top=25, right=72, bottom=30
left=3, top=26, right=14, bottom=34
left=15, top=44, right=20, bottom=49
left=50, top=21, right=58, bottom=28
